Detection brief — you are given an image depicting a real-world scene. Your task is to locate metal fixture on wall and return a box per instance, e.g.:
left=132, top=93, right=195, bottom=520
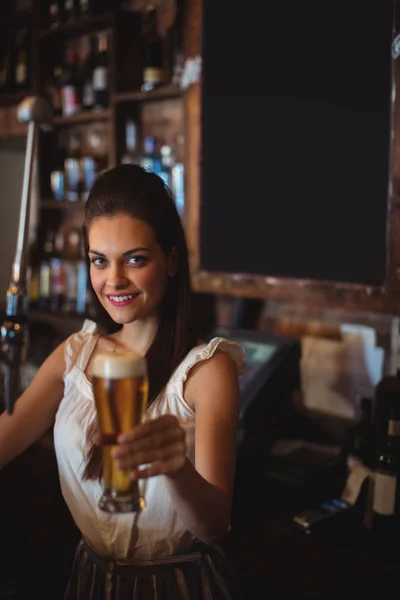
left=0, top=96, right=52, bottom=414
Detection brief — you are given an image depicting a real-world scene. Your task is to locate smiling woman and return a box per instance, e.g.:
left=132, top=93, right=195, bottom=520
left=0, top=164, right=244, bottom=599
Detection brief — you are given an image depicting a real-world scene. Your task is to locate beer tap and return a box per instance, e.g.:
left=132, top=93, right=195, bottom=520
left=0, top=96, right=52, bottom=414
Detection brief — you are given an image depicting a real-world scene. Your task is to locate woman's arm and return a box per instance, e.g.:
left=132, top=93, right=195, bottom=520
left=114, top=351, right=240, bottom=543
left=0, top=341, right=66, bottom=470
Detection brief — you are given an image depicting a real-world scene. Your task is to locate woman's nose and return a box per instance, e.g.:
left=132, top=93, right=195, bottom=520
left=107, top=264, right=129, bottom=288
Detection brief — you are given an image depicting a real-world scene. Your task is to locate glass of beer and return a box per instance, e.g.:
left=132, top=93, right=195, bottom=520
left=92, top=351, right=148, bottom=513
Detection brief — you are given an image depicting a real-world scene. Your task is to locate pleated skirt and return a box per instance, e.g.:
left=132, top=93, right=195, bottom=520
left=64, top=539, right=241, bottom=600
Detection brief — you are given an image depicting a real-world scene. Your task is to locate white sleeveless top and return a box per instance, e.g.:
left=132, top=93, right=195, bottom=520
left=53, top=320, right=245, bottom=563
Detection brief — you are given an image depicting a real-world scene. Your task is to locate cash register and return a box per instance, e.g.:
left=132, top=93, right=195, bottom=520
left=207, top=327, right=302, bottom=458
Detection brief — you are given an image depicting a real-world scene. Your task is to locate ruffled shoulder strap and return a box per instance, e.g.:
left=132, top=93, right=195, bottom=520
left=168, top=337, right=246, bottom=398
left=64, top=319, right=99, bottom=375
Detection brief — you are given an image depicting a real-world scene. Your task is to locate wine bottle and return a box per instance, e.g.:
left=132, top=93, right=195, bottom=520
left=0, top=50, right=13, bottom=93
left=141, top=6, right=163, bottom=92
left=121, top=120, right=139, bottom=165
left=63, top=0, right=78, bottom=23
left=13, top=26, right=30, bottom=90
left=81, top=35, right=95, bottom=110
left=61, top=49, right=81, bottom=117
left=372, top=405, right=400, bottom=542
left=140, top=136, right=162, bottom=175
left=92, top=33, right=109, bottom=109
left=39, top=230, right=56, bottom=311
left=48, top=1, right=62, bottom=29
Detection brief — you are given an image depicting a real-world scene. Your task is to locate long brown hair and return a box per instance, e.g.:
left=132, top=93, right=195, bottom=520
left=82, top=164, right=197, bottom=480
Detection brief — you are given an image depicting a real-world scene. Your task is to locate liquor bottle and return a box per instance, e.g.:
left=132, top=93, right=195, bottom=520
left=50, top=229, right=66, bottom=312
left=0, top=50, right=13, bottom=93
left=166, top=0, right=185, bottom=86
left=81, top=35, right=95, bottom=111
left=140, top=135, right=162, bottom=175
left=92, top=33, right=109, bottom=110
left=63, top=228, right=81, bottom=313
left=27, top=230, right=40, bottom=310
left=61, top=49, right=81, bottom=117
left=44, top=64, right=63, bottom=115
left=39, top=229, right=56, bottom=311
left=160, top=145, right=173, bottom=188
left=48, top=1, right=62, bottom=29
left=372, top=404, right=400, bottom=542
left=63, top=0, right=78, bottom=23
left=121, top=120, right=139, bottom=165
left=13, top=26, right=30, bottom=90
left=171, top=134, right=184, bottom=216
left=141, top=6, right=163, bottom=92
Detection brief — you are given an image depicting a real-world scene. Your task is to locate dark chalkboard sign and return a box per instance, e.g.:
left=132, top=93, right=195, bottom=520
left=201, top=0, right=394, bottom=286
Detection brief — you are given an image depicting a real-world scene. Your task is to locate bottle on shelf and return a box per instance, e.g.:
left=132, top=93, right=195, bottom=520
left=140, top=135, right=162, bottom=175
left=27, top=230, right=40, bottom=310
left=63, top=228, right=82, bottom=314
left=62, top=0, right=78, bottom=24
left=13, top=25, right=30, bottom=90
left=60, top=48, right=82, bottom=117
left=141, top=6, right=163, bottom=92
left=39, top=229, right=56, bottom=311
left=92, top=32, right=109, bottom=110
left=50, top=228, right=66, bottom=313
left=160, top=144, right=173, bottom=188
left=44, top=63, right=63, bottom=115
left=81, top=35, right=95, bottom=111
left=0, top=49, right=13, bottom=93
left=171, top=134, right=184, bottom=217
left=371, top=399, right=400, bottom=542
left=121, top=120, right=139, bottom=165
left=48, top=1, right=62, bottom=29
left=166, top=0, right=185, bottom=86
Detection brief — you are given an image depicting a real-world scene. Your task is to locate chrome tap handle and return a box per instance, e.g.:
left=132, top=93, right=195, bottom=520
left=0, top=96, right=52, bottom=414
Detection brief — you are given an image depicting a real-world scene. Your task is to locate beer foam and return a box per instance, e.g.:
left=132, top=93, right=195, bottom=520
left=92, top=351, right=147, bottom=379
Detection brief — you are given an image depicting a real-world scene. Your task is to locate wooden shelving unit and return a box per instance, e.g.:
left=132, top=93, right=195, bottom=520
left=0, top=0, right=186, bottom=326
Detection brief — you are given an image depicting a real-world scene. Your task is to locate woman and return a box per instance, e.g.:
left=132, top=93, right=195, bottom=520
left=0, top=165, right=245, bottom=599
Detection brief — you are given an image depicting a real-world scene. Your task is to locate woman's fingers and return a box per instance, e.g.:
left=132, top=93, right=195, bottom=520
left=113, top=426, right=184, bottom=458
left=115, top=440, right=186, bottom=471
left=130, top=455, right=188, bottom=480
left=117, top=415, right=179, bottom=444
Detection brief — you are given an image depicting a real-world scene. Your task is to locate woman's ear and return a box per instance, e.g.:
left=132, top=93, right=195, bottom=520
left=167, top=247, right=178, bottom=277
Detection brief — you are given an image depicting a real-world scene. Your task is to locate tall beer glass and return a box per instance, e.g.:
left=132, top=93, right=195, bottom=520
left=92, top=351, right=148, bottom=513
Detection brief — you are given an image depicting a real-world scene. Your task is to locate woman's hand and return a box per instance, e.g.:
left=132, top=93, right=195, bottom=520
left=112, top=415, right=187, bottom=479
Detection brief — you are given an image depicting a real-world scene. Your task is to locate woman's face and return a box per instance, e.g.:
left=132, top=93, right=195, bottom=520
left=88, top=213, right=174, bottom=325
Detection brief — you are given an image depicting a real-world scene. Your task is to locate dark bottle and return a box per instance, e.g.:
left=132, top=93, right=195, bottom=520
left=62, top=0, right=78, bottom=23
left=141, top=6, right=163, bottom=92
left=50, top=228, right=66, bottom=312
left=92, top=33, right=109, bottom=109
left=27, top=230, right=40, bottom=310
left=372, top=406, right=400, bottom=542
left=0, top=50, right=13, bottom=93
left=13, top=26, right=30, bottom=90
left=61, top=49, right=81, bottom=117
left=48, top=1, right=62, bottom=29
left=39, top=229, right=56, bottom=311
left=166, top=0, right=185, bottom=85
left=373, top=375, right=400, bottom=461
left=81, top=35, right=96, bottom=110
left=44, top=64, right=63, bottom=115
left=121, top=120, right=139, bottom=165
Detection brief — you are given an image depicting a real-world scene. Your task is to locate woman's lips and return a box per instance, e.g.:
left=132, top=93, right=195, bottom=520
left=106, top=293, right=139, bottom=307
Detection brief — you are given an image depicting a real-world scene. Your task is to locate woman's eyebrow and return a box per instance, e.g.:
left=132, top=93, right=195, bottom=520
left=88, top=247, right=149, bottom=257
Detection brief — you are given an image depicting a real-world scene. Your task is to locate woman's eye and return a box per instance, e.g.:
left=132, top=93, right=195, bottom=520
left=90, top=257, right=106, bottom=267
left=127, top=255, right=146, bottom=266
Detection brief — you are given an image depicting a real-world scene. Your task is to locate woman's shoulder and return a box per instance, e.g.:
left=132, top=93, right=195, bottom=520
left=64, top=319, right=99, bottom=373
left=169, top=337, right=246, bottom=389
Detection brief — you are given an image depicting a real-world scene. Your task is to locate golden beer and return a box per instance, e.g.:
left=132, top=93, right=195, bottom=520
left=92, top=351, right=148, bottom=513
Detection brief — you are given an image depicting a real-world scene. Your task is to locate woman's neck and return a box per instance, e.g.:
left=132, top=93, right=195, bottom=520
left=114, top=317, right=158, bottom=356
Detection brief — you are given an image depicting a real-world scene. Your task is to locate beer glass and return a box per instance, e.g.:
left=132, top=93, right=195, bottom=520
left=92, top=351, right=148, bottom=513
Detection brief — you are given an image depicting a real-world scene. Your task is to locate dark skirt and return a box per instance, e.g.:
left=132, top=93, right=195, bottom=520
left=64, top=539, right=241, bottom=600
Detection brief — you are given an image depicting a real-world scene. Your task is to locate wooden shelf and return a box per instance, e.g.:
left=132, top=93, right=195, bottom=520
left=37, top=12, right=114, bottom=40
left=113, top=84, right=182, bottom=104
left=52, top=108, right=111, bottom=126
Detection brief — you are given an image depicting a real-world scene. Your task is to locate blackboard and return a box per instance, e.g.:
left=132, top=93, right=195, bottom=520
left=201, top=1, right=394, bottom=286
